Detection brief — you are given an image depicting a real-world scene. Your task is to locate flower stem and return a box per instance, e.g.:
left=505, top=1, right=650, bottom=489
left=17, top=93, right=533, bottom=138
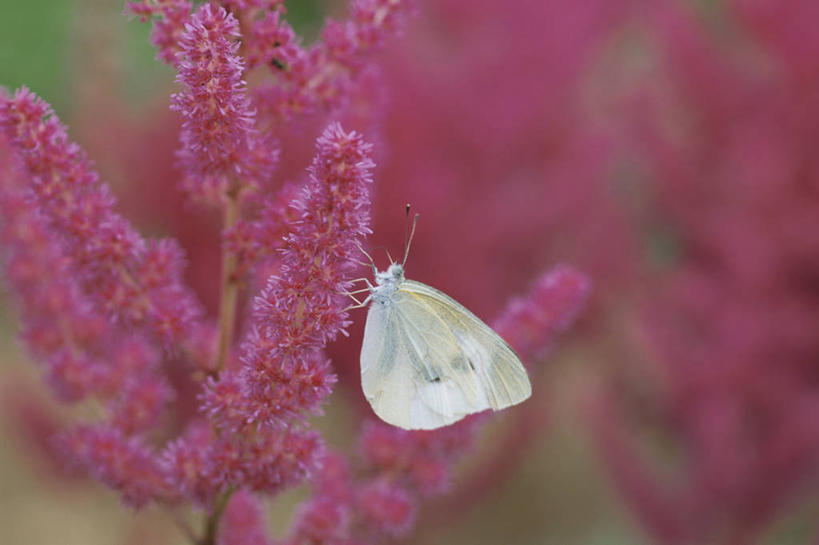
left=214, top=191, right=241, bottom=373
left=198, top=489, right=233, bottom=545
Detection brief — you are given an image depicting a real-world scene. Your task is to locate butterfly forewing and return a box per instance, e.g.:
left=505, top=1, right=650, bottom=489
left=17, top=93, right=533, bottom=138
left=360, top=279, right=531, bottom=430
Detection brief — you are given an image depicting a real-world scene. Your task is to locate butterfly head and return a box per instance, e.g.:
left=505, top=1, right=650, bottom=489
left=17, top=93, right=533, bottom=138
left=375, top=263, right=404, bottom=286
left=371, top=263, right=404, bottom=304
left=367, top=206, right=415, bottom=304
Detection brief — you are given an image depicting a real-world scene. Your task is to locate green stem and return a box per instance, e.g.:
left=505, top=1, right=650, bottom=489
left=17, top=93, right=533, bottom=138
left=213, top=192, right=241, bottom=374
left=198, top=489, right=234, bottom=545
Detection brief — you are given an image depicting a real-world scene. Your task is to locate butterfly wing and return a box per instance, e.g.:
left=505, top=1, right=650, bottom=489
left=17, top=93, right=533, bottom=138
left=360, top=280, right=531, bottom=430
left=401, top=280, right=532, bottom=409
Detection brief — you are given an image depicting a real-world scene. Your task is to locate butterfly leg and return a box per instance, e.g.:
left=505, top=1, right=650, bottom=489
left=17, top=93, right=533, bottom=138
left=348, top=277, right=375, bottom=289
left=342, top=293, right=372, bottom=312
left=344, top=287, right=371, bottom=295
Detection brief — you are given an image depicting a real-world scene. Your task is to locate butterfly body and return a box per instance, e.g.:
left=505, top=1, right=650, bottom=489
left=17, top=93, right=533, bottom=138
left=360, top=263, right=532, bottom=430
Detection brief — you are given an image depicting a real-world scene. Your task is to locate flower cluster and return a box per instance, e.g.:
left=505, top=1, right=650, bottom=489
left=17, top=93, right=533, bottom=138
left=171, top=4, right=278, bottom=205
left=250, top=0, right=408, bottom=124
left=217, top=489, right=273, bottom=545
left=0, top=89, right=202, bottom=346
left=203, top=122, right=374, bottom=428
left=0, top=105, right=176, bottom=507
left=126, top=0, right=193, bottom=66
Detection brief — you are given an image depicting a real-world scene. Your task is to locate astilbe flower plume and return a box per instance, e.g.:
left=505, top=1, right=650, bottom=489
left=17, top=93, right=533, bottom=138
left=0, top=138, right=174, bottom=506
left=250, top=0, right=409, bottom=124
left=171, top=4, right=277, bottom=204
left=0, top=89, right=202, bottom=346
left=216, top=490, right=272, bottom=545
left=126, top=0, right=193, bottom=66
left=203, top=122, right=374, bottom=428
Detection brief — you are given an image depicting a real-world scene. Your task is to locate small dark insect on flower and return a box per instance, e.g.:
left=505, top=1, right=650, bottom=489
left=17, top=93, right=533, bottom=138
left=270, top=57, right=286, bottom=70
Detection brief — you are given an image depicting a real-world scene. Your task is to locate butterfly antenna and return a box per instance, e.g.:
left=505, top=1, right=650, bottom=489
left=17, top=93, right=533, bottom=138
left=355, top=241, right=378, bottom=275
left=402, top=204, right=419, bottom=266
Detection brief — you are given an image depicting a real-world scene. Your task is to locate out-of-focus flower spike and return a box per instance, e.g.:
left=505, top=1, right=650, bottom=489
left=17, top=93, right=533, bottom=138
left=253, top=0, right=411, bottom=123
left=589, top=390, right=691, bottom=544
left=216, top=489, right=273, bottom=545
left=125, top=0, right=193, bottom=66
left=0, top=141, right=168, bottom=410
left=493, top=264, right=592, bottom=361
left=57, top=424, right=169, bottom=508
left=0, top=88, right=204, bottom=348
left=356, top=479, right=416, bottom=537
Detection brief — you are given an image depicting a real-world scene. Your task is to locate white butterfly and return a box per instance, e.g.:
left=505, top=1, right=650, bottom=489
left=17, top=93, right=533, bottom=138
left=353, top=213, right=531, bottom=430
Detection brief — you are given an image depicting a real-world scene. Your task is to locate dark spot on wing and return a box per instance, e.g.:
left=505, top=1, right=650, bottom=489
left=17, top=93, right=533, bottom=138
left=467, top=359, right=476, bottom=371
left=431, top=377, right=441, bottom=383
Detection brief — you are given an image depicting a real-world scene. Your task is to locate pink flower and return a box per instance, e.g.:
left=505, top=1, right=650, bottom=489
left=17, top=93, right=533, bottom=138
left=160, top=419, right=324, bottom=506
left=240, top=428, right=324, bottom=494
left=57, top=425, right=168, bottom=507
left=107, top=375, right=174, bottom=435
left=222, top=181, right=302, bottom=278
left=0, top=88, right=203, bottom=347
left=245, top=9, right=298, bottom=70
left=125, top=0, right=193, bottom=66
left=493, top=265, right=592, bottom=361
left=217, top=490, right=273, bottom=545
left=172, top=3, right=278, bottom=205
left=161, top=422, right=235, bottom=505
left=205, top=122, right=374, bottom=428
left=252, top=0, right=410, bottom=124
left=357, top=479, right=416, bottom=537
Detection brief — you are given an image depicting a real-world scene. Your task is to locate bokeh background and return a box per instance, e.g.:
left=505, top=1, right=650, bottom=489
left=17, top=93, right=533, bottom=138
left=2, top=0, right=819, bottom=544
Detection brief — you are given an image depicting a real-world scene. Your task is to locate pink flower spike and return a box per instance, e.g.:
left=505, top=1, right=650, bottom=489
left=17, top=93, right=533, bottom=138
left=240, top=428, right=324, bottom=494
left=172, top=3, right=278, bottom=206
left=107, top=375, right=174, bottom=435
left=208, top=122, right=372, bottom=427
left=0, top=88, right=204, bottom=348
left=493, top=264, right=592, bottom=361
left=0, top=140, right=170, bottom=415
left=125, top=0, right=193, bottom=66
left=57, top=425, right=168, bottom=508
left=357, top=479, right=416, bottom=537
left=253, top=0, right=411, bottom=124
left=217, top=490, right=273, bottom=545
left=160, top=421, right=230, bottom=506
